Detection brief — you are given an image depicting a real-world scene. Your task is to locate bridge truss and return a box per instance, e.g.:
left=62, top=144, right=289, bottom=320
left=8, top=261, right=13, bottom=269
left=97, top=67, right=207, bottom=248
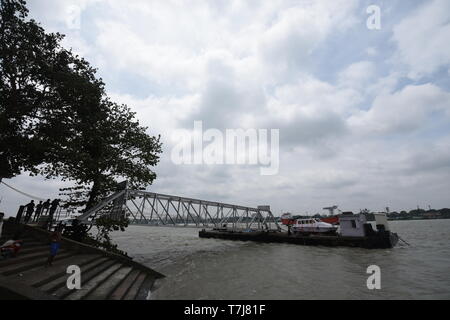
left=76, top=189, right=281, bottom=231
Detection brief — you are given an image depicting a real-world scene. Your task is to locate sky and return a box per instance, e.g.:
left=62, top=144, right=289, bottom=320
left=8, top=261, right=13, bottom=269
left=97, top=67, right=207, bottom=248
left=1, top=0, right=450, bottom=217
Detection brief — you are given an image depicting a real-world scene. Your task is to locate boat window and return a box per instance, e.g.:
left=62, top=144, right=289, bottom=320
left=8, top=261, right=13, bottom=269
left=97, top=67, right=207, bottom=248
left=351, top=220, right=357, bottom=228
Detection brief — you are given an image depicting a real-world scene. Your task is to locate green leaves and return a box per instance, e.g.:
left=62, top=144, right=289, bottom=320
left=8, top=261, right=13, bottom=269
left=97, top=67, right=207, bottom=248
left=1, top=0, right=162, bottom=212
left=0, top=0, right=90, bottom=178
left=92, top=215, right=130, bottom=257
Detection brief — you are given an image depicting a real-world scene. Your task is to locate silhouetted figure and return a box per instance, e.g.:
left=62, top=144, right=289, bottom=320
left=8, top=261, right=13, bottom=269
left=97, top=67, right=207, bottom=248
left=42, top=199, right=51, bottom=215
left=34, top=201, right=43, bottom=222
left=47, top=199, right=60, bottom=230
left=0, top=212, right=4, bottom=238
left=16, top=206, right=25, bottom=224
left=24, top=200, right=35, bottom=224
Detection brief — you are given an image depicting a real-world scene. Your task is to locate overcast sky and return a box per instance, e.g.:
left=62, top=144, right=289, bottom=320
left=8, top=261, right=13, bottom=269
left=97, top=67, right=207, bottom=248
left=1, top=0, right=450, bottom=216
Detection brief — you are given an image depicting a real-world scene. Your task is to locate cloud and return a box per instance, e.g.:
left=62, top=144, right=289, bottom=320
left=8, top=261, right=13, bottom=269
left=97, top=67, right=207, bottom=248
left=392, top=0, right=450, bottom=79
left=338, top=61, right=377, bottom=89
left=2, top=0, right=449, bottom=217
left=349, top=84, right=450, bottom=135
left=259, top=0, right=358, bottom=78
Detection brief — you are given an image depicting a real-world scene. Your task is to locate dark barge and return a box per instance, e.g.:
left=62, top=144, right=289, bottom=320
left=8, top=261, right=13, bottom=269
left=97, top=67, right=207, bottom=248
left=199, top=228, right=399, bottom=249
left=199, top=212, right=400, bottom=249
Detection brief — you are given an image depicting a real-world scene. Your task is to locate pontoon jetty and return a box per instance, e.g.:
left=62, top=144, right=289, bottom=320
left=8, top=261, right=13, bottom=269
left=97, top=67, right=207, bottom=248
left=199, top=211, right=399, bottom=249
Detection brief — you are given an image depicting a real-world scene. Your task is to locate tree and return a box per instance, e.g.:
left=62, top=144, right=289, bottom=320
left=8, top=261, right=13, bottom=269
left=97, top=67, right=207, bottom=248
left=1, top=0, right=162, bottom=212
left=46, top=98, right=162, bottom=210
left=0, top=0, right=104, bottom=181
left=1, top=0, right=55, bottom=179
left=92, top=215, right=130, bottom=257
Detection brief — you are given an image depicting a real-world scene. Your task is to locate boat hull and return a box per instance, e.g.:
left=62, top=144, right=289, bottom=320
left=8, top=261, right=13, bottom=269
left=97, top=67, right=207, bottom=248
left=199, top=229, right=399, bottom=249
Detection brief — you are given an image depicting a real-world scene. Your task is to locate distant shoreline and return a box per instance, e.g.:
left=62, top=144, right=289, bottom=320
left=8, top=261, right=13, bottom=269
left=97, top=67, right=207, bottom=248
left=388, top=217, right=450, bottom=222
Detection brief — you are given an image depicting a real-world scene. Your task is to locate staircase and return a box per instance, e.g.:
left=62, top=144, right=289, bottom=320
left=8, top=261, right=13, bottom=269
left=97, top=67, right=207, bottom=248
left=0, top=221, right=164, bottom=300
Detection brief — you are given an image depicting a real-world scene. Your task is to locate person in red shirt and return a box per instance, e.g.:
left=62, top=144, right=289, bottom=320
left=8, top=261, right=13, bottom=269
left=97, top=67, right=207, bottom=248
left=0, top=232, right=23, bottom=259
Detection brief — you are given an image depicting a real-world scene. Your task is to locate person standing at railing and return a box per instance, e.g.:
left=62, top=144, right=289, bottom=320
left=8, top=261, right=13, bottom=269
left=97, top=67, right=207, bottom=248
left=24, top=200, right=35, bottom=224
left=0, top=212, right=4, bottom=238
left=15, top=206, right=25, bottom=224
left=42, top=199, right=51, bottom=216
left=47, top=199, right=60, bottom=230
left=33, top=201, right=43, bottom=222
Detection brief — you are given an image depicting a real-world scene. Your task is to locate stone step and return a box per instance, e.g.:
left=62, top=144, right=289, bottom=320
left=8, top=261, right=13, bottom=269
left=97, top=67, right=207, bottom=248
left=108, top=269, right=140, bottom=300
left=0, top=239, right=43, bottom=249
left=0, top=252, right=74, bottom=276
left=1, top=223, right=164, bottom=300
left=0, top=248, right=66, bottom=267
left=40, top=256, right=111, bottom=295
left=17, top=241, right=45, bottom=248
left=20, top=245, right=50, bottom=255
left=53, top=259, right=118, bottom=299
left=64, top=263, right=123, bottom=300
left=135, top=275, right=157, bottom=300
left=84, top=266, right=134, bottom=300
left=26, top=254, right=102, bottom=288
left=1, top=236, right=38, bottom=242
left=123, top=271, right=147, bottom=300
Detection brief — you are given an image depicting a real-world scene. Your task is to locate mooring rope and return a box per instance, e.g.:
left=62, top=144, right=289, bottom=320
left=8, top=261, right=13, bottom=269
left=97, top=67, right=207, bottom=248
left=0, top=181, right=46, bottom=201
left=399, top=236, right=411, bottom=246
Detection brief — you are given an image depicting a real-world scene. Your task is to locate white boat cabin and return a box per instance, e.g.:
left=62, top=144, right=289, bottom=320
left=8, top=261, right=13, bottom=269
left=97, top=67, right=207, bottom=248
left=339, top=212, right=391, bottom=237
left=292, top=218, right=337, bottom=234
left=339, top=213, right=367, bottom=237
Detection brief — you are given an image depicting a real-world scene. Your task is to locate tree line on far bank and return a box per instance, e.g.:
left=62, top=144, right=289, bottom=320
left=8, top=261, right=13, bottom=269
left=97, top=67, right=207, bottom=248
left=291, top=208, right=450, bottom=221
left=0, top=0, right=162, bottom=211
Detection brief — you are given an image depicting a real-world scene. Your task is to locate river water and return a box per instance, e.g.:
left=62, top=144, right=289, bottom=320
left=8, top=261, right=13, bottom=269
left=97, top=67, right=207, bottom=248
left=110, top=219, right=450, bottom=300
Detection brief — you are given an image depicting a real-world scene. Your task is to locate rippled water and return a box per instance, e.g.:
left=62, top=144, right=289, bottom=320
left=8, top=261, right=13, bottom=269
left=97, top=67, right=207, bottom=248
left=111, top=220, right=450, bottom=300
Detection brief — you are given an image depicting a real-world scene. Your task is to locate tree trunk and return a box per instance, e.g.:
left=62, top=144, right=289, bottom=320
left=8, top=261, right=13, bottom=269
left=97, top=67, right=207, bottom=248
left=85, top=178, right=101, bottom=211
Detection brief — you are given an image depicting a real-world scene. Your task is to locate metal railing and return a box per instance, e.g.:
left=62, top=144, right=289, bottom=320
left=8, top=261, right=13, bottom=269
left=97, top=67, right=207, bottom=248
left=76, top=189, right=281, bottom=231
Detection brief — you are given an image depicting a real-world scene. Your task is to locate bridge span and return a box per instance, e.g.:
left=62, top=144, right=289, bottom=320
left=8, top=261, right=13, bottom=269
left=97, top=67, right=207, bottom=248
left=75, top=187, right=281, bottom=232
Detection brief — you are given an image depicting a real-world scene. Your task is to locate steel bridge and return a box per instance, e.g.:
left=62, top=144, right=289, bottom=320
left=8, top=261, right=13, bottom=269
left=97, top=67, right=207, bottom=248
left=74, top=187, right=281, bottom=232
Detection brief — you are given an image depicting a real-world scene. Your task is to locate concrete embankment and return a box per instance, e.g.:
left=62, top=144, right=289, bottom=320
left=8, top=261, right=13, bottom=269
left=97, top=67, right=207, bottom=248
left=0, top=221, right=164, bottom=300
